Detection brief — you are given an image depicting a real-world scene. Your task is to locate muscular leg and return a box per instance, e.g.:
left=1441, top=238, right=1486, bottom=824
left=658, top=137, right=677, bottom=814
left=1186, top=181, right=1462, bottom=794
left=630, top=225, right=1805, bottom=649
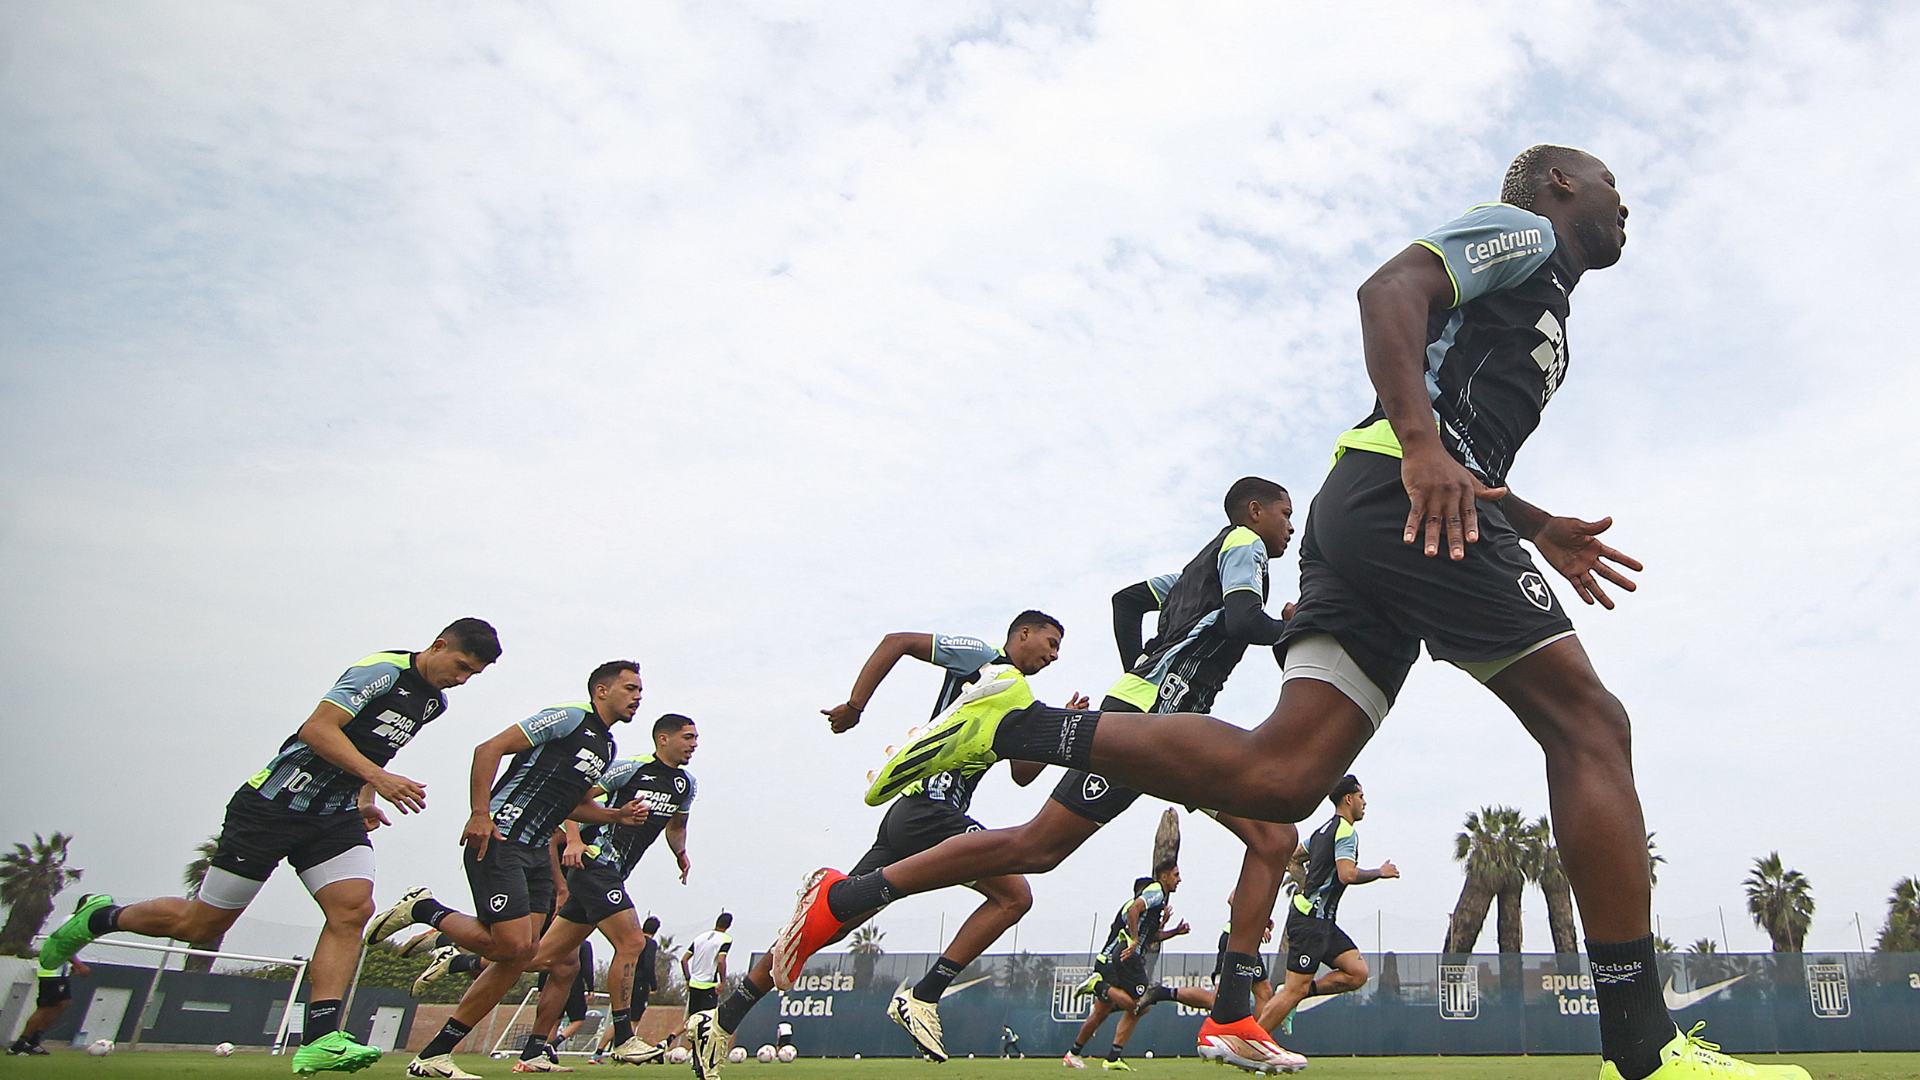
left=1213, top=813, right=1298, bottom=959
left=1259, top=967, right=1319, bottom=1033
left=113, top=897, right=245, bottom=949
left=1257, top=949, right=1366, bottom=1032
left=1488, top=637, right=1647, bottom=939
left=867, top=801, right=1100, bottom=895
left=942, top=876, right=1032, bottom=966
left=1071, top=999, right=1117, bottom=1052
left=524, top=920, right=596, bottom=1043
left=308, top=879, right=377, bottom=1000
left=447, top=916, right=539, bottom=1027
left=1318, top=949, right=1369, bottom=995
left=596, top=911, right=647, bottom=1016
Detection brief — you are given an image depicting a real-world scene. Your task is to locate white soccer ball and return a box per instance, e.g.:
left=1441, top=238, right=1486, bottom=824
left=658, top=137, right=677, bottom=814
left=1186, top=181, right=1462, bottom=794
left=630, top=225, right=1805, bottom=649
left=777, top=1045, right=797, bottom=1063
left=213, top=1041, right=236, bottom=1056
left=490, top=1051, right=510, bottom=1060
left=852, top=1053, right=860, bottom=1061
left=667, top=1046, right=691, bottom=1065
left=728, top=1047, right=748, bottom=1064
left=87, top=1039, right=115, bottom=1056
left=757, top=1045, right=776, bottom=1062
left=1144, top=1051, right=1154, bottom=1059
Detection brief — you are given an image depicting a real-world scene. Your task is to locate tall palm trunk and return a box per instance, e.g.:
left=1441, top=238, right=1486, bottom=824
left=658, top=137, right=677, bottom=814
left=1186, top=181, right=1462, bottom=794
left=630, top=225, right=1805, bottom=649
left=0, top=895, right=54, bottom=957
left=1495, top=883, right=1525, bottom=953
left=1540, top=868, right=1580, bottom=956
left=1445, top=873, right=1496, bottom=954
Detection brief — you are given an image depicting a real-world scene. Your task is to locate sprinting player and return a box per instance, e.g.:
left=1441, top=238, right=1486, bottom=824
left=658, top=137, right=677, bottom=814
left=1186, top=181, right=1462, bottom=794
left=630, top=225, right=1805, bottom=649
left=855, top=147, right=1808, bottom=1080
left=1062, top=864, right=1204, bottom=1072
left=366, top=661, right=649, bottom=1079
left=763, top=485, right=1303, bottom=1054
left=1258, top=776, right=1396, bottom=1035
left=1000, top=1026, right=1022, bottom=1059
left=36, top=619, right=502, bottom=1075
left=683, top=913, right=733, bottom=1014
left=685, top=613, right=1077, bottom=1076
left=7, top=954, right=90, bottom=1055
left=515, top=714, right=698, bottom=1067
left=593, top=915, right=664, bottom=1064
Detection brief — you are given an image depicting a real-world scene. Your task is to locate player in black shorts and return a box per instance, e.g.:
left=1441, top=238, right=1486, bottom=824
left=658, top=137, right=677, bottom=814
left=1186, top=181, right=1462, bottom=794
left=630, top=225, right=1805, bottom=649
left=686, top=613, right=1081, bottom=1075
left=1062, top=862, right=1198, bottom=1071
left=1258, top=776, right=1396, bottom=1035
left=524, top=713, right=698, bottom=1066
left=368, top=661, right=650, bottom=1078
left=7, top=956, right=90, bottom=1055
left=35, top=618, right=501, bottom=1076
left=865, top=148, right=1803, bottom=1080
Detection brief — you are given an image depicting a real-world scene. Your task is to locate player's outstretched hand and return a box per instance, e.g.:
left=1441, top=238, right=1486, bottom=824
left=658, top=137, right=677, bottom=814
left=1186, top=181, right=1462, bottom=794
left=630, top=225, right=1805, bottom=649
left=462, top=810, right=505, bottom=861
left=562, top=836, right=587, bottom=869
left=822, top=702, right=862, bottom=733
left=1379, top=860, right=1401, bottom=879
left=361, top=803, right=393, bottom=833
left=676, top=848, right=692, bottom=884
left=1171, top=920, right=1191, bottom=937
left=1532, top=515, right=1642, bottom=609
left=369, top=770, right=427, bottom=814
left=1400, top=445, right=1506, bottom=560
left=1065, top=693, right=1090, bottom=709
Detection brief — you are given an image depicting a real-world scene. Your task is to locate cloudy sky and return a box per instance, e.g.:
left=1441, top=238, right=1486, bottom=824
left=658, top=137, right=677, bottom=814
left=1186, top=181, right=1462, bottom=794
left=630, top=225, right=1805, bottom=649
left=4, top=1, right=1917, bottom=966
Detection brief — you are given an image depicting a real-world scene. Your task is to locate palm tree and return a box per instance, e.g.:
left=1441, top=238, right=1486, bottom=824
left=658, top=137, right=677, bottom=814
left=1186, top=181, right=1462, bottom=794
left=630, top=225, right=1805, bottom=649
left=181, top=835, right=224, bottom=972
left=1744, top=852, right=1813, bottom=952
left=848, top=924, right=885, bottom=989
left=1875, top=878, right=1920, bottom=953
left=1444, top=807, right=1539, bottom=954
left=1646, top=833, right=1666, bottom=888
left=651, top=933, right=679, bottom=1003
left=1534, top=819, right=1579, bottom=956
left=0, top=834, right=84, bottom=957
left=1000, top=950, right=1055, bottom=995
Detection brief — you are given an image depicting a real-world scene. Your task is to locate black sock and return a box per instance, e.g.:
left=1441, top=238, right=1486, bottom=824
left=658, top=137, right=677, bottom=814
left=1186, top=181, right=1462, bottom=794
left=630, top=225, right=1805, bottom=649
left=1108, top=1044, right=1124, bottom=1061
left=989, top=705, right=1100, bottom=769
left=913, top=957, right=966, bottom=1003
left=1211, top=951, right=1262, bottom=1024
left=305, top=999, right=342, bottom=1038
left=450, top=954, right=482, bottom=975
left=826, top=871, right=899, bottom=922
left=1070, top=1042, right=1086, bottom=1056
left=1303, top=981, right=1322, bottom=998
left=412, top=896, right=456, bottom=928
left=1588, top=935, right=1672, bottom=1080
left=717, top=980, right=770, bottom=1033
left=1145, top=984, right=1175, bottom=1006
left=87, top=905, right=122, bottom=936
left=611, top=1008, right=633, bottom=1044
left=434, top=932, right=453, bottom=949
left=421, top=1019, right=472, bottom=1059
left=521, top=1033, right=547, bottom=1061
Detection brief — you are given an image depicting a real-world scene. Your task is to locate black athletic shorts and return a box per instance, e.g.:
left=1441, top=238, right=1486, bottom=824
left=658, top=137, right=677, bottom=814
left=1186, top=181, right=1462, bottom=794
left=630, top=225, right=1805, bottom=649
left=464, top=838, right=556, bottom=925
left=1212, top=931, right=1269, bottom=982
left=1049, top=696, right=1144, bottom=825
left=210, top=787, right=371, bottom=882
left=1283, top=909, right=1357, bottom=976
left=1278, top=448, right=1576, bottom=704
left=36, top=977, right=71, bottom=1008
left=687, top=986, right=718, bottom=1012
left=850, top=796, right=983, bottom=875
left=1094, top=954, right=1149, bottom=1003
left=555, top=862, right=635, bottom=926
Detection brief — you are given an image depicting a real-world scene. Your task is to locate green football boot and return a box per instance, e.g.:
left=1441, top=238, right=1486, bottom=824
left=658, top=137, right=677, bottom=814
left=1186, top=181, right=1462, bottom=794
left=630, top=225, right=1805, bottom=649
left=291, top=1030, right=383, bottom=1074
left=36, top=893, right=114, bottom=971
left=1598, top=1023, right=1809, bottom=1080
left=864, top=709, right=1005, bottom=807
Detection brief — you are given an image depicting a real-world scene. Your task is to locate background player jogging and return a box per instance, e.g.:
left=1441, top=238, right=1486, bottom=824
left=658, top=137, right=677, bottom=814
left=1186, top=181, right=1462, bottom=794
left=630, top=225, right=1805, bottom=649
left=1259, top=775, right=1396, bottom=1036
left=34, top=618, right=501, bottom=1076
left=1062, top=859, right=1210, bottom=1072
left=685, top=612, right=1079, bottom=1076
left=364, top=660, right=649, bottom=1078
left=855, top=146, right=1809, bottom=1080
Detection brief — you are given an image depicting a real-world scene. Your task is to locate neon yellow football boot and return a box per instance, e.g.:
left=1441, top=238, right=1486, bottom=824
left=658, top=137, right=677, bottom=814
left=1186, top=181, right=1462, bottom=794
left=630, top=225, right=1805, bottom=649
left=1598, top=1023, right=1810, bottom=1079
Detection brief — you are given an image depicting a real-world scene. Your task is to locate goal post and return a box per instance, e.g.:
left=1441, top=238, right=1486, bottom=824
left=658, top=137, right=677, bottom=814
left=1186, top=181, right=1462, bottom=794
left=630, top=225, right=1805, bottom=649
left=88, top=937, right=310, bottom=1055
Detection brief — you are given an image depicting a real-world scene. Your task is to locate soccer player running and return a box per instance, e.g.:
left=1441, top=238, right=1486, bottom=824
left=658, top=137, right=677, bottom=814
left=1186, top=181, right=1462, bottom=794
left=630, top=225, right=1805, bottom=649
left=686, top=613, right=1077, bottom=1076
left=7, top=955, right=90, bottom=1055
left=592, top=914, right=663, bottom=1064
left=35, top=618, right=502, bottom=1076
left=767, top=484, right=1305, bottom=1058
left=367, top=660, right=650, bottom=1079
left=512, top=713, right=699, bottom=1068
left=855, top=147, right=1808, bottom=1080
left=1063, top=864, right=1200, bottom=1072
left=1256, top=775, right=1396, bottom=1036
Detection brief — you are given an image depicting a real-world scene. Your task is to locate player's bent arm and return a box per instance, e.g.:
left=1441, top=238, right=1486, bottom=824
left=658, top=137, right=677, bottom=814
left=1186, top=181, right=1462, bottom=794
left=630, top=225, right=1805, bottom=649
left=823, top=632, right=936, bottom=733
left=298, top=701, right=427, bottom=812
left=462, top=725, right=532, bottom=853
left=569, top=796, right=648, bottom=826
left=1111, top=581, right=1160, bottom=666
left=1337, top=857, right=1395, bottom=885
left=1219, top=589, right=1286, bottom=645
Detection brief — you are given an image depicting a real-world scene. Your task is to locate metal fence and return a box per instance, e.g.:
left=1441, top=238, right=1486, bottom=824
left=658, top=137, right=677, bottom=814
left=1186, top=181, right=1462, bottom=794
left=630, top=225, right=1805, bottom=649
left=732, top=949, right=1920, bottom=1058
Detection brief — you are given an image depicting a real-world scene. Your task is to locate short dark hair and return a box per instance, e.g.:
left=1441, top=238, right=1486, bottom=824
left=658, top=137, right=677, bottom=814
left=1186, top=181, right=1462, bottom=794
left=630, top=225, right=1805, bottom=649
left=439, top=618, right=502, bottom=663
left=1007, top=610, right=1064, bottom=639
left=642, top=915, right=661, bottom=934
left=1329, top=774, right=1362, bottom=807
left=588, top=660, right=640, bottom=696
left=1133, top=876, right=1155, bottom=895
left=1224, top=477, right=1288, bottom=525
left=653, top=713, right=694, bottom=739
left=1152, top=856, right=1179, bottom=877
left=716, top=912, right=733, bottom=930
left=1501, top=145, right=1590, bottom=211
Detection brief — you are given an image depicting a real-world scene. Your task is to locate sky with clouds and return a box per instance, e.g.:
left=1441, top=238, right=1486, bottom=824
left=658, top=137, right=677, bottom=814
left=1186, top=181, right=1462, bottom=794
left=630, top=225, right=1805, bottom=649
left=4, top=1, right=1917, bottom=966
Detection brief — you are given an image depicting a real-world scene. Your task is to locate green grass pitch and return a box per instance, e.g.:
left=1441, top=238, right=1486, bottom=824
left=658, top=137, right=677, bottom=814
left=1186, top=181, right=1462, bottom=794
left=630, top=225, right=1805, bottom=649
left=2, top=1052, right=1917, bottom=1078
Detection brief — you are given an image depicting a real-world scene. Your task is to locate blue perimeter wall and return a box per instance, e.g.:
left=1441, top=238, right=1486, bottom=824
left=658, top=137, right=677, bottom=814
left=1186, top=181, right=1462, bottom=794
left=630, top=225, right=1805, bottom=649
left=733, top=949, right=1920, bottom=1058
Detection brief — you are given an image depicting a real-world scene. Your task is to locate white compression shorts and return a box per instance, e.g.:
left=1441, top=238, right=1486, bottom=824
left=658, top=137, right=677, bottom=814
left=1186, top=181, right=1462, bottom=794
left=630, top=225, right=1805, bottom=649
left=195, top=847, right=376, bottom=911
left=1281, top=633, right=1391, bottom=731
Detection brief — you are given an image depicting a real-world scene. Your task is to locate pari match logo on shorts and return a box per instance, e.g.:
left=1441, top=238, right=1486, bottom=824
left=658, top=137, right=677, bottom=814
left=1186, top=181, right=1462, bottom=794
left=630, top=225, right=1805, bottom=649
left=1517, top=572, right=1554, bottom=612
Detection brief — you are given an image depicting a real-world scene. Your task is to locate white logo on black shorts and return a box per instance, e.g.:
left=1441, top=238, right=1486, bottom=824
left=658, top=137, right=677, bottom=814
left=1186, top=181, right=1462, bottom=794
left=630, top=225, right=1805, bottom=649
left=490, top=894, right=509, bottom=912
left=607, top=890, right=622, bottom=905
left=1517, top=572, right=1553, bottom=611
left=1297, top=954, right=1314, bottom=970
left=1082, top=775, right=1109, bottom=801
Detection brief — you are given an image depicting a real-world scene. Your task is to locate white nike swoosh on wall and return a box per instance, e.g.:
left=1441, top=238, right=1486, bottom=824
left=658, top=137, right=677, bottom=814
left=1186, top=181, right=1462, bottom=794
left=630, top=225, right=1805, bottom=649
left=1662, top=973, right=1747, bottom=1011
left=1294, top=994, right=1336, bottom=1013
left=940, top=975, right=994, bottom=1000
